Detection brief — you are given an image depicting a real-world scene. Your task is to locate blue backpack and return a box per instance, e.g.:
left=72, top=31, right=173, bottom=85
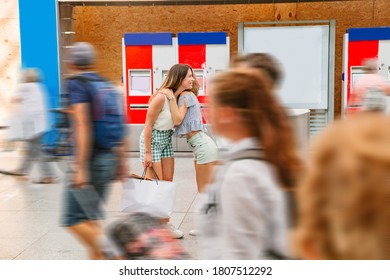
left=72, top=75, right=125, bottom=150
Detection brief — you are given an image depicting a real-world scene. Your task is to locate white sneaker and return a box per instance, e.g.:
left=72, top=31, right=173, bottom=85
left=189, top=229, right=199, bottom=236
left=168, top=224, right=184, bottom=239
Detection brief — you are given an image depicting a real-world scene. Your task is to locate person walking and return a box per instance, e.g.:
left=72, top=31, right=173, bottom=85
left=8, top=68, right=56, bottom=183
left=348, top=58, right=390, bottom=114
left=197, top=68, right=302, bottom=259
left=230, top=52, right=283, bottom=91
left=61, top=42, right=128, bottom=259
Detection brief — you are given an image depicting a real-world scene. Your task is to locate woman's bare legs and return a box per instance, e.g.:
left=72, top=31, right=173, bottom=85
left=144, top=157, right=174, bottom=181
left=189, top=160, right=217, bottom=236
left=143, top=157, right=181, bottom=237
left=161, top=157, right=174, bottom=181
left=145, top=161, right=163, bottom=180
left=195, top=161, right=216, bottom=193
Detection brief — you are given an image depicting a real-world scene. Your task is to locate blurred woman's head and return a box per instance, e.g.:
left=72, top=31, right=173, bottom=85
left=158, top=64, right=199, bottom=96
left=230, top=53, right=283, bottom=87
left=294, top=113, right=390, bottom=259
left=209, top=68, right=301, bottom=189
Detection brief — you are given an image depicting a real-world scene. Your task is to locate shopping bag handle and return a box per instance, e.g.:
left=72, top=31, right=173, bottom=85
left=141, top=166, right=160, bottom=185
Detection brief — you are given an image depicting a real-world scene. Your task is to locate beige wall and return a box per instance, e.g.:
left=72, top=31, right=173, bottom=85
left=73, top=0, right=390, bottom=118
left=0, top=0, right=20, bottom=119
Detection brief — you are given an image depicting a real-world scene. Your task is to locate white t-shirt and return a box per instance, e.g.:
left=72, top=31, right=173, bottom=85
left=197, top=138, right=290, bottom=259
left=12, top=82, right=48, bottom=139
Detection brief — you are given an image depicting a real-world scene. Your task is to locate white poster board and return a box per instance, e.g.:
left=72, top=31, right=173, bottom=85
left=244, top=25, right=329, bottom=109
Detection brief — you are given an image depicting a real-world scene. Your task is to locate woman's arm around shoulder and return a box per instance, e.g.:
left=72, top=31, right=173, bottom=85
left=161, top=88, right=187, bottom=127
left=143, top=93, right=165, bottom=167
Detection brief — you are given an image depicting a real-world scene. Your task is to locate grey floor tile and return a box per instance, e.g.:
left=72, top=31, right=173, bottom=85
left=15, top=249, right=87, bottom=260
left=0, top=154, right=199, bottom=259
left=0, top=221, right=54, bottom=239
left=0, top=238, right=36, bottom=259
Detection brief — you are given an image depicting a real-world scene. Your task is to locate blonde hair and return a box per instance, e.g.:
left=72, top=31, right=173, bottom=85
left=210, top=68, right=302, bottom=190
left=294, top=113, right=390, bottom=259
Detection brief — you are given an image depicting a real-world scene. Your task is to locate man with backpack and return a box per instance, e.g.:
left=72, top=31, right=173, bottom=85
left=61, top=42, right=128, bottom=259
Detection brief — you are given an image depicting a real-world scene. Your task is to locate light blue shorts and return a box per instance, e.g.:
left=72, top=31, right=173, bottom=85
left=187, top=132, right=218, bottom=164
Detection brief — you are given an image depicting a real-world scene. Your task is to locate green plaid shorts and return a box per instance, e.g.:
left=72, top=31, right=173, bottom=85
left=140, top=129, right=174, bottom=162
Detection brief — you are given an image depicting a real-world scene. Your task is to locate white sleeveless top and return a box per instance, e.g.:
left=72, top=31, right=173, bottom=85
left=153, top=97, right=174, bottom=130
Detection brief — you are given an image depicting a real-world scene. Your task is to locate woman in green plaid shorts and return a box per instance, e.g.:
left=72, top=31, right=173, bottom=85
left=140, top=64, right=199, bottom=181
left=140, top=64, right=199, bottom=239
left=140, top=64, right=198, bottom=181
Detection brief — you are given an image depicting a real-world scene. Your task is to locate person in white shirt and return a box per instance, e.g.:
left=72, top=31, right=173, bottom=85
left=197, top=68, right=302, bottom=259
left=348, top=58, right=390, bottom=114
left=9, top=68, right=56, bottom=183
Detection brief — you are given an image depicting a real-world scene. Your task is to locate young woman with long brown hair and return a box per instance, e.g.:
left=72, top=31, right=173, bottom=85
left=197, top=67, right=302, bottom=259
left=139, top=63, right=198, bottom=238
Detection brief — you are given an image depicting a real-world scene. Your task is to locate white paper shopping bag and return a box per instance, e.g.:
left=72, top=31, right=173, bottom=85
left=121, top=177, right=177, bottom=219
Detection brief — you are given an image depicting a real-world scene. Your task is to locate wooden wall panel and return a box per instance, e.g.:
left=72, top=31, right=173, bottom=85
left=274, top=3, right=297, bottom=21
left=74, top=4, right=275, bottom=83
left=74, top=0, right=390, bottom=117
left=297, top=1, right=373, bottom=21
left=374, top=0, right=390, bottom=19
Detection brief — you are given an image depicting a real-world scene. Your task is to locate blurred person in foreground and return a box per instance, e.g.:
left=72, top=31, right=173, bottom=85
left=348, top=58, right=390, bottom=115
left=230, top=53, right=301, bottom=227
left=100, top=212, right=189, bottom=260
left=294, top=112, right=390, bottom=260
left=9, top=68, right=56, bottom=183
left=219, top=53, right=284, bottom=150
left=61, top=42, right=128, bottom=259
left=197, top=68, right=302, bottom=259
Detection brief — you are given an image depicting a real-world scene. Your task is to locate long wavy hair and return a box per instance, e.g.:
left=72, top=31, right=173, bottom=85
left=150, top=64, right=199, bottom=102
left=210, top=68, right=302, bottom=190
left=294, top=113, right=390, bottom=259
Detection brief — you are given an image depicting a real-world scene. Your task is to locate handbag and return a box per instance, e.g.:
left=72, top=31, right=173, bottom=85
left=121, top=167, right=177, bottom=219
